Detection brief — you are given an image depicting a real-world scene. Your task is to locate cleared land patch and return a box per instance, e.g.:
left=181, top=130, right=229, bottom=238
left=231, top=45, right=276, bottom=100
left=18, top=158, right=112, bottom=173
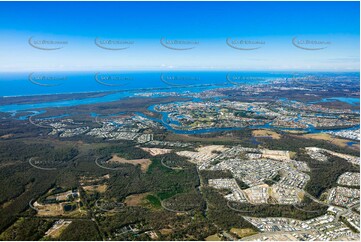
left=0, top=134, right=14, bottom=139
left=261, top=149, right=290, bottom=161
left=45, top=220, right=72, bottom=238
left=33, top=202, right=64, bottom=217
left=252, top=129, right=281, bottom=139
left=176, top=145, right=227, bottom=164
left=82, top=184, right=107, bottom=194
left=107, top=154, right=152, bottom=172
left=124, top=193, right=149, bottom=206
left=140, top=147, right=172, bottom=156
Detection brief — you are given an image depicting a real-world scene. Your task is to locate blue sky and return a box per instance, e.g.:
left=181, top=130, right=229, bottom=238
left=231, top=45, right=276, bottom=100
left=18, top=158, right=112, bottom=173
left=0, top=1, right=359, bottom=72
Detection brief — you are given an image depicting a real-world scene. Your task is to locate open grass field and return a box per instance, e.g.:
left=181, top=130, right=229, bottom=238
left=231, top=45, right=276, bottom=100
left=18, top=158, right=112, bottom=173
left=300, top=133, right=360, bottom=150
left=205, top=234, right=222, bottom=241
left=230, top=228, right=257, bottom=238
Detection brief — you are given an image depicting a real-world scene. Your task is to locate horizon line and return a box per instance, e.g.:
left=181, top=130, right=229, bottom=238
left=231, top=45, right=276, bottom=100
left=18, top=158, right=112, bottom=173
left=0, top=69, right=359, bottom=73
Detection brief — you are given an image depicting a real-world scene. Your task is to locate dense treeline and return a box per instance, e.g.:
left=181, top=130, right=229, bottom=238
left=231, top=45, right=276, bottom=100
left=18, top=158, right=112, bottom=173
left=202, top=187, right=257, bottom=229
left=0, top=140, right=79, bottom=233
left=0, top=115, right=359, bottom=240
left=297, top=151, right=359, bottom=198
left=259, top=133, right=359, bottom=156
left=203, top=187, right=327, bottom=223
left=0, top=167, right=56, bottom=233
left=57, top=220, right=102, bottom=241
left=97, top=205, right=217, bottom=240
left=199, top=170, right=234, bottom=184
left=0, top=118, right=46, bottom=139
left=97, top=143, right=151, bottom=160
left=162, top=190, right=205, bottom=212
left=234, top=110, right=269, bottom=120
left=105, top=154, right=199, bottom=201
left=0, top=141, right=78, bottom=204
left=0, top=217, right=53, bottom=241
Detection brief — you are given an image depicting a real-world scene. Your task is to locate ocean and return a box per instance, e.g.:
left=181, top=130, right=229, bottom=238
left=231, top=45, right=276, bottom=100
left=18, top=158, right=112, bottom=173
left=0, top=71, right=296, bottom=97
left=0, top=71, right=359, bottom=113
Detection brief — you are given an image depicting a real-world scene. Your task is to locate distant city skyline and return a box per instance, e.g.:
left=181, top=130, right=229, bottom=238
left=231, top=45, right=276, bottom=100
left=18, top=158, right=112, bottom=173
left=0, top=1, right=359, bottom=72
